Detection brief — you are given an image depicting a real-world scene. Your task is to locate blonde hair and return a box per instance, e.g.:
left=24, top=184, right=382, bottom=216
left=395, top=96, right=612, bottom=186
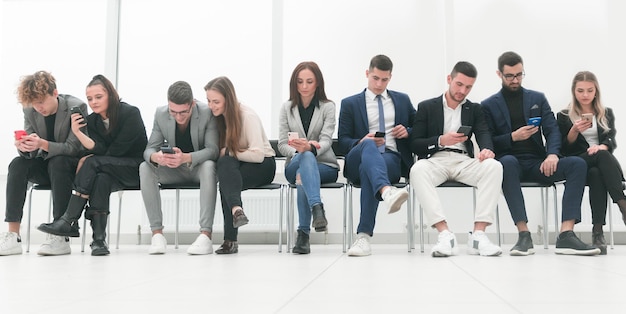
left=568, top=71, right=609, bottom=133
left=17, top=71, right=56, bottom=108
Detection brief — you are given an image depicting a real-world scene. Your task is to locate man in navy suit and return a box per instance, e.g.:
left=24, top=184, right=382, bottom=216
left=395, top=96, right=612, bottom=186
left=410, top=61, right=502, bottom=257
left=338, top=54, right=415, bottom=256
left=482, top=51, right=599, bottom=256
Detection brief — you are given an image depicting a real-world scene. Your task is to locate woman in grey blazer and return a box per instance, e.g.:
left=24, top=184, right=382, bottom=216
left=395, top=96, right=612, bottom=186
left=278, top=62, right=339, bottom=254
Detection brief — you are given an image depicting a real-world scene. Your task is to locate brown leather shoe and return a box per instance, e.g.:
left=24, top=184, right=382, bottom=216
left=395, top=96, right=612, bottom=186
left=215, top=240, right=238, bottom=254
left=232, top=209, right=249, bottom=228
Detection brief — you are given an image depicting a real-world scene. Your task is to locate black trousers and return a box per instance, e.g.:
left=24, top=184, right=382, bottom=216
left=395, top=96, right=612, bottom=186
left=216, top=155, right=275, bottom=241
left=74, top=155, right=142, bottom=219
left=5, top=156, right=79, bottom=222
left=579, top=150, right=626, bottom=225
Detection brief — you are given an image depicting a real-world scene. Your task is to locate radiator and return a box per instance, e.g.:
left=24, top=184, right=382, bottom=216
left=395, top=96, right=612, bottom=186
left=142, top=189, right=283, bottom=232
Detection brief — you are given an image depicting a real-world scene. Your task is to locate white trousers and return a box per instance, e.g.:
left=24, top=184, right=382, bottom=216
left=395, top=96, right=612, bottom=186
left=409, top=151, right=503, bottom=228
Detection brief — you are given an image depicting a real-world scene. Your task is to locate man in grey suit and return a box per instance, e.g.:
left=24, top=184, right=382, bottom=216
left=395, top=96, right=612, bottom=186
left=0, top=71, right=86, bottom=256
left=140, top=81, right=219, bottom=255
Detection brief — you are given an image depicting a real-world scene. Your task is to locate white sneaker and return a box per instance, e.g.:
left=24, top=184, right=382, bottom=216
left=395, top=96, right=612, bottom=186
left=0, top=232, right=22, bottom=256
left=467, top=231, right=502, bottom=256
left=347, top=233, right=371, bottom=256
left=149, top=233, right=167, bottom=255
left=38, top=234, right=71, bottom=256
left=383, top=186, right=409, bottom=214
left=431, top=230, right=457, bottom=257
left=187, top=233, right=213, bottom=255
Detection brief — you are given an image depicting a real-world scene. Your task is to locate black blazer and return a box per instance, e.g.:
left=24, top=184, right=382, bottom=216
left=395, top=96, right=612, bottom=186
left=410, top=95, right=493, bottom=159
left=556, top=108, right=617, bottom=156
left=86, top=102, right=148, bottom=159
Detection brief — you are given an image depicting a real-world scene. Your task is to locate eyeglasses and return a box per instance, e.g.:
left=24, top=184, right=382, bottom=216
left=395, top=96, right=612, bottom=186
left=168, top=105, right=192, bottom=116
left=502, top=72, right=525, bottom=81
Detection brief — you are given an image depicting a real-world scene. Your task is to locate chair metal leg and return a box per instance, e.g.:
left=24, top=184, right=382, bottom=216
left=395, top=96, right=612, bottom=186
left=607, top=192, right=615, bottom=249
left=419, top=204, right=424, bottom=253
left=406, top=184, right=413, bottom=252
left=81, top=217, right=87, bottom=252
left=541, top=187, right=548, bottom=249
left=342, top=184, right=347, bottom=253
left=496, top=205, right=501, bottom=246
left=26, top=185, right=34, bottom=253
left=116, top=191, right=122, bottom=249
left=280, top=184, right=287, bottom=253
left=175, top=189, right=180, bottom=249
left=552, top=185, right=558, bottom=243
left=278, top=189, right=291, bottom=253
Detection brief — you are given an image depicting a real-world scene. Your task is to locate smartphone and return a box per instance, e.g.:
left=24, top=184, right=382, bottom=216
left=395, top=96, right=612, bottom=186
left=457, top=125, right=472, bottom=137
left=582, top=113, right=593, bottom=122
left=528, top=117, right=542, bottom=127
left=14, top=130, right=27, bottom=140
left=160, top=144, right=175, bottom=154
left=70, top=106, right=87, bottom=124
left=288, top=132, right=299, bottom=141
left=374, top=131, right=386, bottom=138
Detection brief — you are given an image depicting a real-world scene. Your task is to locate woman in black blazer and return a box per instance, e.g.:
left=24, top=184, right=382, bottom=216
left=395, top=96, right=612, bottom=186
left=38, top=74, right=147, bottom=256
left=557, top=71, right=626, bottom=254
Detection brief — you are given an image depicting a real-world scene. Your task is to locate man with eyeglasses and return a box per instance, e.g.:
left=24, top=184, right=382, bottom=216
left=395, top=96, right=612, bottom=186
left=481, top=51, right=599, bottom=256
left=139, top=81, right=219, bottom=255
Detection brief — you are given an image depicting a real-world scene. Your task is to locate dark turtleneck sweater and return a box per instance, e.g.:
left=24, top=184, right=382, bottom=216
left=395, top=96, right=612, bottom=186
left=502, top=87, right=543, bottom=157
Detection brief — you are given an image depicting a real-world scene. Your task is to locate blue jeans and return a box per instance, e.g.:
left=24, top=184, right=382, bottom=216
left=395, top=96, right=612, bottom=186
left=285, top=151, right=339, bottom=233
left=343, top=140, right=401, bottom=236
left=499, top=154, right=586, bottom=225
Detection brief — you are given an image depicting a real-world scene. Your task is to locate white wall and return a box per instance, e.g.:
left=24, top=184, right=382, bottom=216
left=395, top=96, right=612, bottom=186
left=1, top=0, right=625, bottom=242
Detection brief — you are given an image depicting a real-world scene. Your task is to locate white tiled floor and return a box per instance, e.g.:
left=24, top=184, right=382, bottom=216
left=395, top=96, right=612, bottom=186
left=2, top=241, right=626, bottom=314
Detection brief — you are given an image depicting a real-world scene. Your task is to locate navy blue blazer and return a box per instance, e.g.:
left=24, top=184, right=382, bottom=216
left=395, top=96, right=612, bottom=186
left=410, top=95, right=493, bottom=159
left=481, top=87, right=561, bottom=158
left=338, top=88, right=416, bottom=177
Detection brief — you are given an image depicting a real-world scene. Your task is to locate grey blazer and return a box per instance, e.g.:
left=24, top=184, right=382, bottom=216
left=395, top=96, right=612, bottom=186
left=21, top=94, right=86, bottom=159
left=143, top=101, right=219, bottom=169
left=278, top=100, right=339, bottom=169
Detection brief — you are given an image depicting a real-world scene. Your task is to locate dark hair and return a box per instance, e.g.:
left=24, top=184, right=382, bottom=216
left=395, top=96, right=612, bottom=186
left=450, top=61, right=477, bottom=78
left=168, top=81, right=193, bottom=105
left=87, top=74, right=120, bottom=134
left=369, top=54, right=393, bottom=72
left=288, top=61, right=329, bottom=109
left=497, top=51, right=523, bottom=72
left=17, top=70, right=57, bottom=107
left=203, top=76, right=241, bottom=155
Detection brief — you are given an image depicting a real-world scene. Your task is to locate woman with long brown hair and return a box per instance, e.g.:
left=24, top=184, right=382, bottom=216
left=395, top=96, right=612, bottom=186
left=205, top=76, right=275, bottom=254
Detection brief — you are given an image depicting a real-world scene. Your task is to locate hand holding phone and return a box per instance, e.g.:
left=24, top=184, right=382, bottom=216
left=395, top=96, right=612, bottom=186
left=456, top=126, right=472, bottom=137
left=374, top=131, right=386, bottom=138
left=14, top=130, right=27, bottom=140
left=528, top=117, right=541, bottom=127
left=160, top=144, right=175, bottom=154
left=288, top=132, right=299, bottom=141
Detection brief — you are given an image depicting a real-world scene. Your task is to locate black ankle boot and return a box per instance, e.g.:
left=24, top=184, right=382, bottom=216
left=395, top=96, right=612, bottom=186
left=292, top=229, right=310, bottom=254
left=592, top=230, right=607, bottom=255
left=90, top=213, right=110, bottom=256
left=311, top=204, right=327, bottom=232
left=37, top=195, right=86, bottom=237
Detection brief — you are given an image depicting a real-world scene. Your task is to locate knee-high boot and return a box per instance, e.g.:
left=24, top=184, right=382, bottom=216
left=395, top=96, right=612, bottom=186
left=90, top=213, right=110, bottom=256
left=37, top=194, right=86, bottom=237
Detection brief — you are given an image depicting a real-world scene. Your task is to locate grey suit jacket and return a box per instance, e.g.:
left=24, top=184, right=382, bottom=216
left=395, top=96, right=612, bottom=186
left=278, top=100, right=339, bottom=169
left=21, top=94, right=86, bottom=159
left=143, top=101, right=219, bottom=169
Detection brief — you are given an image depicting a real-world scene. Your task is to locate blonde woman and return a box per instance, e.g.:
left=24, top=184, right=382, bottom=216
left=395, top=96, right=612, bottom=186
left=557, top=71, right=625, bottom=255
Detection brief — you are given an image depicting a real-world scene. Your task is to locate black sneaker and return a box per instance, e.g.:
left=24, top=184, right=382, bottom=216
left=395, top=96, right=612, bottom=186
left=555, top=230, right=601, bottom=256
left=510, top=231, right=535, bottom=256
